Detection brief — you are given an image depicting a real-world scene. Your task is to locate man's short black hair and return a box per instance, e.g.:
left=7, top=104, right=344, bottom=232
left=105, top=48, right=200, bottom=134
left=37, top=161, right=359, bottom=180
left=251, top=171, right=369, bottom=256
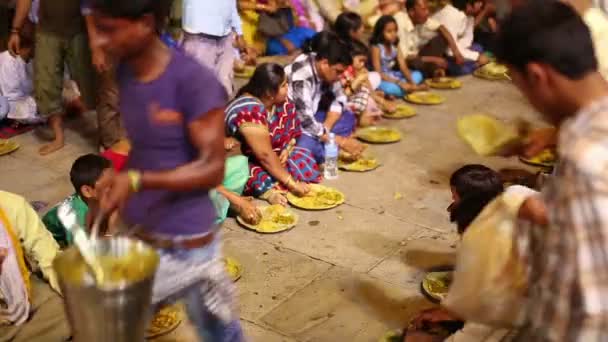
left=452, top=0, right=475, bottom=11
left=91, top=0, right=172, bottom=24
left=302, top=31, right=352, bottom=66
left=406, top=0, right=419, bottom=11
left=495, top=0, right=597, bottom=79
left=70, top=154, right=111, bottom=196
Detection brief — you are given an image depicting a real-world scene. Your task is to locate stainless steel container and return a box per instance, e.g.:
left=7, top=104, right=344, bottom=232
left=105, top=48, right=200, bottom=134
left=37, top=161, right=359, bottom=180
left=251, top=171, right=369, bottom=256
left=53, top=237, right=159, bottom=342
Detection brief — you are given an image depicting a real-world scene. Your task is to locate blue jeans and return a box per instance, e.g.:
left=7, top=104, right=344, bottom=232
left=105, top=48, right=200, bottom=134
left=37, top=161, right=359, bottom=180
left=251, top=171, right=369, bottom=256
left=296, top=110, right=356, bottom=164
left=378, top=70, right=424, bottom=97
left=267, top=27, right=317, bottom=56
left=152, top=237, right=244, bottom=342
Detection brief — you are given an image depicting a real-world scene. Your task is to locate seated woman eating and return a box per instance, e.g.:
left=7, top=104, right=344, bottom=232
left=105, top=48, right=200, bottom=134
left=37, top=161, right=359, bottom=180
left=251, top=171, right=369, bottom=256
left=225, top=63, right=321, bottom=205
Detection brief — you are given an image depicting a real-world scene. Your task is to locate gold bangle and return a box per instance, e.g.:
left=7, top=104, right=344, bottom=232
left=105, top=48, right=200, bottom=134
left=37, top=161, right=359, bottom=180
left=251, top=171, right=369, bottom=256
left=127, top=170, right=142, bottom=193
left=284, top=175, right=294, bottom=188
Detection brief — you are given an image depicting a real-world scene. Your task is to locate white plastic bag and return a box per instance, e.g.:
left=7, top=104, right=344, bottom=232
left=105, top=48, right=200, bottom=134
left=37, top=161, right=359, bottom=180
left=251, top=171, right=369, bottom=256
left=443, top=186, right=536, bottom=328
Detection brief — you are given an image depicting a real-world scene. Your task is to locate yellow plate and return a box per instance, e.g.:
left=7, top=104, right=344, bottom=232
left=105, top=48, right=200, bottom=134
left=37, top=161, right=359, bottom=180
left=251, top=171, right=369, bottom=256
left=473, top=62, right=510, bottom=81
left=286, top=184, right=345, bottom=210
left=405, top=91, right=445, bottom=105
left=0, top=139, right=20, bottom=156
left=234, top=66, right=255, bottom=78
left=146, top=304, right=184, bottom=339
left=382, top=104, right=416, bottom=119
left=457, top=114, right=521, bottom=156
left=236, top=204, right=298, bottom=233
left=421, top=271, right=452, bottom=302
left=519, top=149, right=556, bottom=168
left=425, top=77, right=462, bottom=89
left=224, top=257, right=243, bottom=282
left=356, top=126, right=402, bottom=144
left=339, top=156, right=381, bottom=172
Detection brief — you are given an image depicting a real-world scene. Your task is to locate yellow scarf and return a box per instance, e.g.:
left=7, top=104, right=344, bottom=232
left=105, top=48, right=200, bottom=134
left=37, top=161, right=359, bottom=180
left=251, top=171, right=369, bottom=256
left=0, top=207, right=31, bottom=298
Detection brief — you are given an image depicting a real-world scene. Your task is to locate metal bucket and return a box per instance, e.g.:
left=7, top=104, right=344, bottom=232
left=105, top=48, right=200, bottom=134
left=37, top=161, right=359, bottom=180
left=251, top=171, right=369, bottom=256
left=53, top=237, right=159, bottom=342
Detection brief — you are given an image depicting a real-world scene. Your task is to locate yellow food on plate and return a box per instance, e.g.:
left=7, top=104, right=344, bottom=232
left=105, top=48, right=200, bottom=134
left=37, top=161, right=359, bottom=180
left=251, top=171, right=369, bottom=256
left=356, top=127, right=402, bottom=143
left=383, top=104, right=416, bottom=119
left=425, top=77, right=462, bottom=89
left=287, top=184, right=345, bottom=210
left=146, top=304, right=183, bottom=338
left=474, top=62, right=510, bottom=80
left=224, top=257, right=243, bottom=282
left=520, top=149, right=556, bottom=167
left=339, top=156, right=380, bottom=172
left=405, top=91, right=446, bottom=105
left=457, top=114, right=521, bottom=156
left=0, top=139, right=20, bottom=156
left=237, top=204, right=298, bottom=233
left=422, top=271, right=452, bottom=302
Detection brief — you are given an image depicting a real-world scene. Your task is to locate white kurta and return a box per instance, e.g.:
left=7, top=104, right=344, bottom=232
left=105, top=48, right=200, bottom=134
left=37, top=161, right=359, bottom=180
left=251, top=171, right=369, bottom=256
left=432, top=4, right=480, bottom=61
left=0, top=51, right=39, bottom=123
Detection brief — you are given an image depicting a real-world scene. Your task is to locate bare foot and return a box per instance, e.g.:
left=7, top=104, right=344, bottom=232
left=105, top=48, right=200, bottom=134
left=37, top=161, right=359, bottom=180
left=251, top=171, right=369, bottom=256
left=39, top=139, right=64, bottom=156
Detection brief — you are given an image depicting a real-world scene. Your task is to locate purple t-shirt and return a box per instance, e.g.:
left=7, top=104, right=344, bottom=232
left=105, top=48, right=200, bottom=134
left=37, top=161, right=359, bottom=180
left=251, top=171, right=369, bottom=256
left=118, top=50, right=227, bottom=236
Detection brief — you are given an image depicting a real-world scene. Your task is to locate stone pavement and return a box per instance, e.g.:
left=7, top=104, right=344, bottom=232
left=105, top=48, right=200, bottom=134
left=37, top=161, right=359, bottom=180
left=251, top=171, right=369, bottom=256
left=0, top=76, right=544, bottom=341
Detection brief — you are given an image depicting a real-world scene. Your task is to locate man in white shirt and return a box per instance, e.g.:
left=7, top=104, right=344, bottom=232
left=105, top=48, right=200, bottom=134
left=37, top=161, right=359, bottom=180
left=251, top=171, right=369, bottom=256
left=405, top=0, right=466, bottom=77
left=432, top=0, right=489, bottom=65
left=181, top=0, right=244, bottom=95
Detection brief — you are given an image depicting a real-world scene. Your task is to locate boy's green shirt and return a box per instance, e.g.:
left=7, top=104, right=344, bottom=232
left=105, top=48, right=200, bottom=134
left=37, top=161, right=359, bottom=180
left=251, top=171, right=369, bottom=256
left=42, top=194, right=89, bottom=248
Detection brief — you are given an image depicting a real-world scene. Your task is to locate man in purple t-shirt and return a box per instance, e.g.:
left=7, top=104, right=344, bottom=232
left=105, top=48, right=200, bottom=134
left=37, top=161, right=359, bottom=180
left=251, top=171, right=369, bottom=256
left=90, top=0, right=244, bottom=341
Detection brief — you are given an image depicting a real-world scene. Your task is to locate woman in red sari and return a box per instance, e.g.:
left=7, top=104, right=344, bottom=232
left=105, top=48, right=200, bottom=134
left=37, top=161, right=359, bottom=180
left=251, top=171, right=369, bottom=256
left=225, top=63, right=321, bottom=205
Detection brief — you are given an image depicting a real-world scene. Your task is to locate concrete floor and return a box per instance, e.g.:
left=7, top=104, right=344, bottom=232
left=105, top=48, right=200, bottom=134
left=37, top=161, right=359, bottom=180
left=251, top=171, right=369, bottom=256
left=0, top=75, right=544, bottom=341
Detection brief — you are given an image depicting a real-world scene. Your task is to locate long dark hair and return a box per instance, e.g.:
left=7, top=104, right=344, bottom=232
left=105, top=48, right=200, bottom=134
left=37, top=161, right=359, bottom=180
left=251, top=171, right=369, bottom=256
left=302, top=31, right=352, bottom=66
left=449, top=164, right=504, bottom=234
left=370, top=15, right=398, bottom=46
left=236, top=63, right=286, bottom=99
left=334, top=11, right=363, bottom=43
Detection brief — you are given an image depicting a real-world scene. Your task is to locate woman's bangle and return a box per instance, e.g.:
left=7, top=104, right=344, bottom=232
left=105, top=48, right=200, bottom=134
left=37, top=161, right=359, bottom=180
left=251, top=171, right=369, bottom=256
left=10, top=27, right=19, bottom=34
left=127, top=170, right=143, bottom=193
left=284, top=175, right=295, bottom=188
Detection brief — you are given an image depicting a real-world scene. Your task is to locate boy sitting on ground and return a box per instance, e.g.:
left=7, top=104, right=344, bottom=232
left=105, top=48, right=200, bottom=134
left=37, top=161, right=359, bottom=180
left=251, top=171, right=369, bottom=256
left=403, top=0, right=467, bottom=78
left=42, top=154, right=112, bottom=248
left=432, top=0, right=489, bottom=70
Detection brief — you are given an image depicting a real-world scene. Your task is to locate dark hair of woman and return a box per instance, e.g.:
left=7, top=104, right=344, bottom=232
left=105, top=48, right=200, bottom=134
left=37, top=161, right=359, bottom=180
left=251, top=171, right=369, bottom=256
left=369, top=15, right=399, bottom=46
left=449, top=164, right=504, bottom=234
left=235, top=63, right=286, bottom=100
left=302, top=31, right=353, bottom=66
left=334, top=11, right=363, bottom=42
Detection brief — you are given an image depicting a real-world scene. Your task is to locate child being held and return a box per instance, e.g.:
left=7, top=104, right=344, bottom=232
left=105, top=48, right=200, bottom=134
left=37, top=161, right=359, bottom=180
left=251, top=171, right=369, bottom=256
left=370, top=15, right=427, bottom=98
left=340, top=40, right=396, bottom=126
left=42, top=154, right=112, bottom=247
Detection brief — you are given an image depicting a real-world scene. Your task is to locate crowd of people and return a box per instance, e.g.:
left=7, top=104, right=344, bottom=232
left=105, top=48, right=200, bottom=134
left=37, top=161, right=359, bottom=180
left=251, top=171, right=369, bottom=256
left=1, top=0, right=608, bottom=341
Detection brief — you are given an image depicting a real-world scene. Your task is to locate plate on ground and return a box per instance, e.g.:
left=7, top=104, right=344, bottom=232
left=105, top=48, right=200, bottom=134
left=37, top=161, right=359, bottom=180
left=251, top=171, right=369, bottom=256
left=236, top=204, right=298, bottom=233
left=457, top=114, right=521, bottom=156
left=425, top=77, right=462, bottom=89
left=224, top=257, right=243, bottom=282
left=234, top=65, right=255, bottom=78
left=473, top=62, right=510, bottom=81
left=405, top=91, right=445, bottom=105
left=356, top=126, right=402, bottom=144
left=421, top=271, right=452, bottom=302
left=286, top=184, right=345, bottom=210
left=519, top=149, right=556, bottom=168
left=339, top=156, right=381, bottom=172
left=0, top=139, right=20, bottom=156
left=382, top=104, right=416, bottom=119
left=146, top=304, right=184, bottom=339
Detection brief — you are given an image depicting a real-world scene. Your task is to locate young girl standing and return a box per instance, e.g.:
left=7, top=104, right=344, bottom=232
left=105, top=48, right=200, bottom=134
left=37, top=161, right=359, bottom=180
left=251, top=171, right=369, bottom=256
left=370, top=15, right=426, bottom=98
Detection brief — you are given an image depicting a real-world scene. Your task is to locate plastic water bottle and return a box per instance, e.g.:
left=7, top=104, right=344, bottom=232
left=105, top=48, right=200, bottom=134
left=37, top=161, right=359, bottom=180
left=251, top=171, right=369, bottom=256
left=324, top=133, right=339, bottom=180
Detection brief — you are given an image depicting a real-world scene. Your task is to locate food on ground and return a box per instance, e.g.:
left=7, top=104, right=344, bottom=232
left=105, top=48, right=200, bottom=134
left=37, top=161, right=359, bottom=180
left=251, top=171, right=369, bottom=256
left=457, top=114, right=521, bottom=156
left=356, top=127, right=402, bottom=143
left=474, top=62, right=510, bottom=80
left=520, top=149, right=556, bottom=167
left=422, top=271, right=452, bottom=301
left=238, top=205, right=298, bottom=233
left=287, top=185, right=345, bottom=210
left=146, top=304, right=182, bottom=338
left=405, top=91, right=446, bottom=105
left=426, top=77, right=462, bottom=89
left=339, top=156, right=380, bottom=171
left=383, top=104, right=416, bottom=119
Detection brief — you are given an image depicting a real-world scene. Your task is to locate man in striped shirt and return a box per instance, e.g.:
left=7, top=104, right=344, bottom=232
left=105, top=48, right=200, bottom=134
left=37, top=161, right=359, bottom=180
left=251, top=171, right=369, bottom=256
left=496, top=1, right=608, bottom=340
